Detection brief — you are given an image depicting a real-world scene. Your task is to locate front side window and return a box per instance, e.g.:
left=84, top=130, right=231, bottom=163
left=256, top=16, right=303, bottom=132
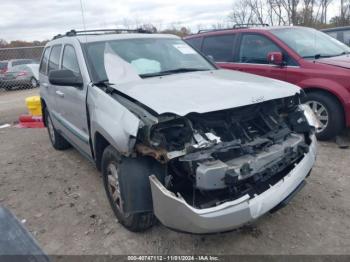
left=239, top=34, right=282, bottom=64
left=84, top=38, right=215, bottom=82
left=62, top=45, right=80, bottom=74
left=48, top=45, right=62, bottom=72
left=40, top=47, right=50, bottom=74
left=202, top=34, right=235, bottom=62
left=271, top=27, right=350, bottom=59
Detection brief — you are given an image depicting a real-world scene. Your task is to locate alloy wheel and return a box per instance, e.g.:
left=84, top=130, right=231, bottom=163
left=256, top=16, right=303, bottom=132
left=306, top=100, right=329, bottom=133
left=106, top=162, right=123, bottom=213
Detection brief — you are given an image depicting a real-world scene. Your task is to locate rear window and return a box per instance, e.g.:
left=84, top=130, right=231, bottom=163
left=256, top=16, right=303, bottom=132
left=202, top=34, right=235, bottom=62
left=48, top=45, right=62, bottom=73
left=39, top=47, right=50, bottom=74
left=9, top=65, right=29, bottom=72
left=0, top=62, right=7, bottom=70
left=12, top=59, right=35, bottom=66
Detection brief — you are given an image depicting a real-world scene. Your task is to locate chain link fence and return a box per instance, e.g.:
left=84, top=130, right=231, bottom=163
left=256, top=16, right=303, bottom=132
left=0, top=46, right=44, bottom=92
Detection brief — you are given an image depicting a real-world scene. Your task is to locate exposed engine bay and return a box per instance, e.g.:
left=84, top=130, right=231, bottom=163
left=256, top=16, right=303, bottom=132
left=135, top=95, right=314, bottom=209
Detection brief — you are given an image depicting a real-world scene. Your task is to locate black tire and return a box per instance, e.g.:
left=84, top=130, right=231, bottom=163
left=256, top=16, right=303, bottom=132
left=101, top=145, right=155, bottom=232
left=44, top=108, right=71, bottom=150
left=304, top=91, right=344, bottom=140
left=30, top=77, right=39, bottom=89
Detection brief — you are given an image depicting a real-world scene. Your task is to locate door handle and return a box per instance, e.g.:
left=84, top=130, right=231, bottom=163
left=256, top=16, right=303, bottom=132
left=42, top=83, right=48, bottom=88
left=55, top=90, right=64, bottom=97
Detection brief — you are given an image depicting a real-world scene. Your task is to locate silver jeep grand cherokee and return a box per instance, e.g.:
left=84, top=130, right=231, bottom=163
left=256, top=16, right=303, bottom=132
left=40, top=29, right=318, bottom=234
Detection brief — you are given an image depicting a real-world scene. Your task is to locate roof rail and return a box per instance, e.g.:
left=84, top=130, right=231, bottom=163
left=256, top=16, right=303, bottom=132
left=52, top=28, right=152, bottom=40
left=197, top=28, right=235, bottom=34
left=196, top=23, right=269, bottom=34
left=233, top=23, right=269, bottom=29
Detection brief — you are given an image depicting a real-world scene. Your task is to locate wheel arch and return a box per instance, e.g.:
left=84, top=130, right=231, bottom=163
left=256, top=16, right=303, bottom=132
left=94, top=131, right=111, bottom=171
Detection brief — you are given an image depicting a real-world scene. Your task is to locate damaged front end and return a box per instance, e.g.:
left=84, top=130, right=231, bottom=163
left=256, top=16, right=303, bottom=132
left=134, top=94, right=317, bottom=233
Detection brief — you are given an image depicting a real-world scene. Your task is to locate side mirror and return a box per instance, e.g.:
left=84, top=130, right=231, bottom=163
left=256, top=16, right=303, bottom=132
left=267, top=52, right=283, bottom=66
left=48, top=69, right=83, bottom=87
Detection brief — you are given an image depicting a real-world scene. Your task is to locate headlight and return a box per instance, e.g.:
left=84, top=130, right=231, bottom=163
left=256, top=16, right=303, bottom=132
left=299, top=104, right=322, bottom=129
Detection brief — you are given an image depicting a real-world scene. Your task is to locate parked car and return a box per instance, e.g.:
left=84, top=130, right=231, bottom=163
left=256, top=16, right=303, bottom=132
left=322, top=26, right=350, bottom=45
left=185, top=26, right=350, bottom=140
left=0, top=59, right=37, bottom=89
left=2, top=64, right=39, bottom=90
left=40, top=29, right=317, bottom=234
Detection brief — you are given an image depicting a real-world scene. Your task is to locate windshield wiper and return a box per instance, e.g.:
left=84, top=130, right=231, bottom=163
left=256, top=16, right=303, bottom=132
left=303, top=52, right=350, bottom=59
left=335, top=51, right=350, bottom=57
left=302, top=54, right=332, bottom=59
left=92, top=79, right=116, bottom=93
left=140, top=68, right=210, bottom=78
left=92, top=79, right=114, bottom=87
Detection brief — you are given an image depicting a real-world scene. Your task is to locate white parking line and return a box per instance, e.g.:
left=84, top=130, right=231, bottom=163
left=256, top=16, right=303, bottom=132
left=0, top=123, right=11, bottom=129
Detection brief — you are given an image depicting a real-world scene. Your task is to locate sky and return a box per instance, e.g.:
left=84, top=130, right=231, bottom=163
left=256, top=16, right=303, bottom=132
left=0, top=0, right=234, bottom=41
left=0, top=0, right=340, bottom=42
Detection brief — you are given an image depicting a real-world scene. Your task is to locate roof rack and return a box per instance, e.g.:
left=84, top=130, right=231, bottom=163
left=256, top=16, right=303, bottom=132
left=233, top=23, right=269, bottom=29
left=197, top=28, right=236, bottom=34
left=52, top=28, right=152, bottom=40
left=197, top=23, right=269, bottom=34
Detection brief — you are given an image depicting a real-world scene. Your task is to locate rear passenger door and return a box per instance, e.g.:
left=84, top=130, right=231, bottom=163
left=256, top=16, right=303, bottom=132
left=40, top=45, right=61, bottom=123
left=234, top=33, right=287, bottom=81
left=55, top=44, right=91, bottom=156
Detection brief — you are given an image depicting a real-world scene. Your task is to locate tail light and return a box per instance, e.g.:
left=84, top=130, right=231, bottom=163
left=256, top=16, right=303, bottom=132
left=17, top=71, right=28, bottom=77
left=0, top=68, right=7, bottom=74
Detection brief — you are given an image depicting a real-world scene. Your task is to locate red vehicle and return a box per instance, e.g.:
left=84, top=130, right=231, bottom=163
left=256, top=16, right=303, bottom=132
left=184, top=26, right=350, bottom=140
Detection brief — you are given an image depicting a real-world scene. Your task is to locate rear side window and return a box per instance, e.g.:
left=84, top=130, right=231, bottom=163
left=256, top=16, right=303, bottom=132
left=39, top=47, right=50, bottom=74
left=185, top=37, right=203, bottom=51
left=61, top=45, right=80, bottom=74
left=202, top=34, right=235, bottom=62
left=48, top=45, right=62, bottom=72
left=239, top=34, right=282, bottom=64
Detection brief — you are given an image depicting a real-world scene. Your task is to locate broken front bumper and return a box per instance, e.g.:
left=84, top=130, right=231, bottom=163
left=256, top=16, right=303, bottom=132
left=149, top=135, right=317, bottom=234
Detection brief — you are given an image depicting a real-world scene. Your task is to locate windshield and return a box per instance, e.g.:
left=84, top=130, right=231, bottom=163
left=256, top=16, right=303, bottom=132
left=271, top=27, right=350, bottom=59
left=84, top=38, right=215, bottom=82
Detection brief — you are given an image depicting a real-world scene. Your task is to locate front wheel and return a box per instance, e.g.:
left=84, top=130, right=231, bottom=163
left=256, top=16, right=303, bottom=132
left=304, top=92, right=344, bottom=140
left=101, top=146, right=155, bottom=232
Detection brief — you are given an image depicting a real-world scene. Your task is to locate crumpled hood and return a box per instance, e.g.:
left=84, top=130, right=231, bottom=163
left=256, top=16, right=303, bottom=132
left=113, top=69, right=300, bottom=116
left=316, top=54, right=350, bottom=69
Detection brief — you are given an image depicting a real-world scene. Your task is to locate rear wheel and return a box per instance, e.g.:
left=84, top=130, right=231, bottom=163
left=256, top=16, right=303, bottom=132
left=30, top=77, right=39, bottom=88
left=304, top=91, right=344, bottom=140
left=102, top=146, right=155, bottom=232
left=45, top=108, right=71, bottom=150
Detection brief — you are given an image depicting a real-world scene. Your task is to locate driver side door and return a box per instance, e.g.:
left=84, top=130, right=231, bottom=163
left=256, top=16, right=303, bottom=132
left=54, top=44, right=91, bottom=157
left=232, top=33, right=287, bottom=81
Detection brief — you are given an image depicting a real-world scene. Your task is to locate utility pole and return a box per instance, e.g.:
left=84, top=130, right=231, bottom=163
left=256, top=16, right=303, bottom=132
left=341, top=0, right=344, bottom=25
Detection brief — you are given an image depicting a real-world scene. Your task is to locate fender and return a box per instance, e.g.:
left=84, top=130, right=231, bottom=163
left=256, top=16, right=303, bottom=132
left=297, top=78, right=350, bottom=125
left=88, top=85, right=141, bottom=156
